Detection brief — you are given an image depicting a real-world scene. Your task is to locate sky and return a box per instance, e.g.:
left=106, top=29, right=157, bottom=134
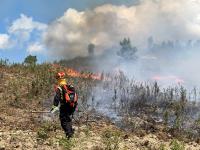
left=0, top=0, right=138, bottom=63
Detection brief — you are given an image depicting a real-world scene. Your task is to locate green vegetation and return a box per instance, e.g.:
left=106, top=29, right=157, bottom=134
left=101, top=129, right=122, bottom=150
left=117, top=38, right=138, bottom=60
left=170, top=139, right=185, bottom=150
left=37, top=122, right=53, bottom=140
left=82, top=125, right=92, bottom=137
left=24, top=55, right=37, bottom=66
left=0, top=58, right=9, bottom=66
left=163, top=110, right=169, bottom=126
left=88, top=43, right=95, bottom=57
left=58, top=137, right=75, bottom=150
left=37, top=127, right=49, bottom=140
left=159, top=143, right=166, bottom=150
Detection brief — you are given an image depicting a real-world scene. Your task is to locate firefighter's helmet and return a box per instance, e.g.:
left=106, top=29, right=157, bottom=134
left=56, top=72, right=66, bottom=79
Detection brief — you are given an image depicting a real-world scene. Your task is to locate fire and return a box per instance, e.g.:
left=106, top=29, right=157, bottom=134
left=152, top=75, right=184, bottom=84
left=65, top=68, right=102, bottom=80
left=52, top=64, right=102, bottom=80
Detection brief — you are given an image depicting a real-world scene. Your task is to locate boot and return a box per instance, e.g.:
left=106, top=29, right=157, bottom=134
left=66, top=132, right=73, bottom=139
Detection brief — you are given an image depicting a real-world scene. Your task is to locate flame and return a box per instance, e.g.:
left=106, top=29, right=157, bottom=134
left=152, top=75, right=184, bottom=84
left=65, top=68, right=102, bottom=80
left=52, top=64, right=102, bottom=80
left=52, top=64, right=185, bottom=84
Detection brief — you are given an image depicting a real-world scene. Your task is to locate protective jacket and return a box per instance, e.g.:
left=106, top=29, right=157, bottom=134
left=53, top=83, right=77, bottom=138
left=53, top=85, right=78, bottom=114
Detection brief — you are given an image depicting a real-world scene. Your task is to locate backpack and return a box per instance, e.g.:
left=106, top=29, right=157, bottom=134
left=61, top=84, right=78, bottom=107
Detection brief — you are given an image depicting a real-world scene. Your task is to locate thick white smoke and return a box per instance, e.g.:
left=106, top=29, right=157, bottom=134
left=44, top=0, right=200, bottom=88
left=44, top=0, right=200, bottom=58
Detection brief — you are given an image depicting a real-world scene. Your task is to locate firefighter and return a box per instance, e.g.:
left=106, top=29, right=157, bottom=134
left=51, top=72, right=78, bottom=139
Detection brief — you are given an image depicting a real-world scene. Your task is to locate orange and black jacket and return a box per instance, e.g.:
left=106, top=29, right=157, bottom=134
left=53, top=85, right=77, bottom=113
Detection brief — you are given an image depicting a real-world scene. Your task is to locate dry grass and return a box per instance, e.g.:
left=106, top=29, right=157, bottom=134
left=0, top=61, right=200, bottom=149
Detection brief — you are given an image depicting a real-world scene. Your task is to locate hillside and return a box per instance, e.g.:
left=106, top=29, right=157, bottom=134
left=0, top=63, right=200, bottom=150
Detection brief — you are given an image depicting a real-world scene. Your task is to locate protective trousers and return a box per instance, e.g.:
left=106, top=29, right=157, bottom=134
left=59, top=107, right=74, bottom=138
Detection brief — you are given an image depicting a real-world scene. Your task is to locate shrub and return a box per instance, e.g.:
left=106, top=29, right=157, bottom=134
left=58, top=137, right=75, bottom=150
left=24, top=55, right=37, bottom=66
left=101, top=129, right=121, bottom=150
left=37, top=122, right=53, bottom=140
left=159, top=143, right=166, bottom=150
left=170, top=139, right=185, bottom=150
left=82, top=125, right=91, bottom=137
left=37, top=128, right=49, bottom=140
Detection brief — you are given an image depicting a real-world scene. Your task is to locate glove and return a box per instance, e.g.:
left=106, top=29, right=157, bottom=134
left=50, top=105, right=59, bottom=113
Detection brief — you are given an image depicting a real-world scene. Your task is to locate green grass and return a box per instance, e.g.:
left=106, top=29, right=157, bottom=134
left=36, top=121, right=55, bottom=141
left=58, top=137, right=75, bottom=150
left=159, top=143, right=166, bottom=150
left=170, top=139, right=185, bottom=150
left=101, top=129, right=122, bottom=150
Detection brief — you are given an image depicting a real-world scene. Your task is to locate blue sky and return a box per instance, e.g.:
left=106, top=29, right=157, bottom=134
left=0, top=0, right=138, bottom=63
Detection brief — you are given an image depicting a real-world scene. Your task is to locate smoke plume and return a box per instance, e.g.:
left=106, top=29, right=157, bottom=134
left=44, top=0, right=200, bottom=87
left=44, top=0, right=200, bottom=57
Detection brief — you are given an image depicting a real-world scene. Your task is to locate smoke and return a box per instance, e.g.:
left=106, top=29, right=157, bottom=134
left=44, top=0, right=200, bottom=87
left=44, top=0, right=200, bottom=57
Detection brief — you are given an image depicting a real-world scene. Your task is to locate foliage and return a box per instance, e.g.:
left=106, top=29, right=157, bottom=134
left=37, top=128, right=49, bottom=140
left=101, top=129, right=121, bottom=150
left=36, top=122, right=53, bottom=140
left=159, top=143, right=166, bottom=150
left=88, top=43, right=95, bottom=57
left=170, top=139, right=185, bottom=150
left=58, top=137, right=75, bottom=150
left=82, top=125, right=92, bottom=137
left=117, top=38, right=138, bottom=60
left=24, top=55, right=37, bottom=66
left=163, top=110, right=169, bottom=126
left=0, top=58, right=9, bottom=66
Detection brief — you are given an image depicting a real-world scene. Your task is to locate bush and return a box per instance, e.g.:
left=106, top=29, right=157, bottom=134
left=58, top=137, right=75, bottom=150
left=37, top=122, right=53, bottom=140
left=101, top=129, right=122, bottom=150
left=24, top=55, right=37, bottom=66
left=82, top=125, right=91, bottom=137
left=159, top=143, right=166, bottom=150
left=37, top=128, right=49, bottom=140
left=170, top=139, right=185, bottom=150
